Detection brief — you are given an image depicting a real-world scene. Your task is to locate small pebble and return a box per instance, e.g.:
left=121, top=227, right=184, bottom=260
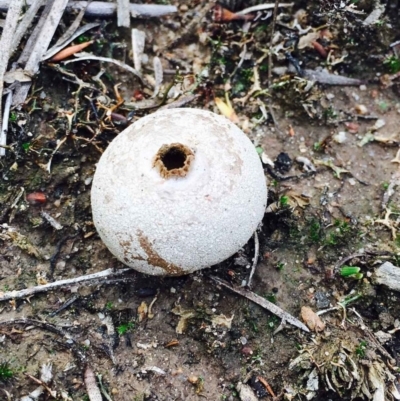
left=241, top=346, right=253, bottom=356
left=333, top=131, right=347, bottom=143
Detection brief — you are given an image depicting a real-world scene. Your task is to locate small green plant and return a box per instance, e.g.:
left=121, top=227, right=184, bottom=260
left=105, top=301, right=113, bottom=310
left=264, top=293, right=276, bottom=303
left=280, top=195, right=289, bottom=207
left=255, top=146, right=263, bottom=155
left=276, top=262, right=285, bottom=271
left=308, top=219, right=321, bottom=243
left=9, top=111, right=17, bottom=122
left=313, top=142, right=322, bottom=152
left=266, top=315, right=279, bottom=330
left=22, top=142, right=31, bottom=152
left=355, top=340, right=367, bottom=357
left=117, top=321, right=135, bottom=335
left=340, top=265, right=363, bottom=280
left=382, top=182, right=389, bottom=190
left=384, top=55, right=400, bottom=73
left=0, top=361, right=14, bottom=382
left=323, top=106, right=337, bottom=120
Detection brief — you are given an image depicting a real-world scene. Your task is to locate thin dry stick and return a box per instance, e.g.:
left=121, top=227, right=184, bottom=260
left=210, top=276, right=310, bottom=332
left=266, top=0, right=281, bottom=133
left=0, top=91, right=12, bottom=157
left=64, top=53, right=145, bottom=84
left=0, top=0, right=24, bottom=155
left=237, top=2, right=294, bottom=15
left=54, top=1, right=88, bottom=47
left=333, top=252, right=366, bottom=272
left=0, top=267, right=134, bottom=302
left=70, top=1, right=177, bottom=17
left=267, top=0, right=280, bottom=88
left=13, top=0, right=66, bottom=105
left=43, top=22, right=100, bottom=61
left=12, top=0, right=46, bottom=56
left=257, top=376, right=276, bottom=398
left=0, top=318, right=86, bottom=362
left=0, top=0, right=177, bottom=17
left=25, top=0, right=69, bottom=75
left=246, top=231, right=259, bottom=288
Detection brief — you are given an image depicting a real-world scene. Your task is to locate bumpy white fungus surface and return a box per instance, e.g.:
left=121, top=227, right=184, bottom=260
left=91, top=108, right=267, bottom=276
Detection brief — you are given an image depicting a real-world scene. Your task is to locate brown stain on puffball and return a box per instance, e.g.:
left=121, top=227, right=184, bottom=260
left=153, top=143, right=194, bottom=179
left=137, top=230, right=185, bottom=276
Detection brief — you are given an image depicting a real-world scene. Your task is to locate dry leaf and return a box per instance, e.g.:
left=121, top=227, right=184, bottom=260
left=298, top=31, right=320, bottom=49
left=138, top=301, right=148, bottom=322
left=301, top=306, right=325, bottom=332
left=215, top=96, right=239, bottom=123
left=6, top=231, right=42, bottom=259
left=171, top=305, right=196, bottom=334
left=286, top=190, right=310, bottom=209
left=313, top=159, right=349, bottom=178
left=211, top=314, right=234, bottom=329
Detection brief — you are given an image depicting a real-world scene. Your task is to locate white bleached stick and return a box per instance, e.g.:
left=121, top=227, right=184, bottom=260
left=117, top=0, right=131, bottom=27
left=0, top=0, right=24, bottom=156
left=0, top=91, right=12, bottom=157
left=0, top=267, right=134, bottom=302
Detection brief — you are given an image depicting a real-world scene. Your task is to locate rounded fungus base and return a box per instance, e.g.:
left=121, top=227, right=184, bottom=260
left=91, top=108, right=267, bottom=276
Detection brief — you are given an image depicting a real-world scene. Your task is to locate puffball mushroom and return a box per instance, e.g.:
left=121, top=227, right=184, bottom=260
left=91, top=108, right=267, bottom=276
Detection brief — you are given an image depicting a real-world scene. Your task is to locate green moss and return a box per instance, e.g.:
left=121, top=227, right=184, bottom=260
left=0, top=361, right=14, bottom=382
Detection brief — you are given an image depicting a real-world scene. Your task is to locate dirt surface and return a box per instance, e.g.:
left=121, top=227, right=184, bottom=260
left=1, top=1, right=400, bottom=400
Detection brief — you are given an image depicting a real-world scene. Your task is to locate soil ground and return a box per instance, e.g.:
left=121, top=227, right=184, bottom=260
left=1, top=1, right=400, bottom=400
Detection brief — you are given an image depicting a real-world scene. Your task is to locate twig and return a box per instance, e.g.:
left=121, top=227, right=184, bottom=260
left=55, top=1, right=89, bottom=47
left=0, top=267, right=134, bottom=302
left=25, top=373, right=56, bottom=398
left=0, top=0, right=24, bottom=151
left=48, top=294, right=80, bottom=317
left=0, top=91, right=12, bottom=157
left=257, top=376, right=276, bottom=397
left=0, top=1, right=178, bottom=17
left=24, top=0, right=69, bottom=75
left=13, top=0, right=70, bottom=106
left=12, top=0, right=46, bottom=56
left=17, top=0, right=53, bottom=65
left=209, top=276, right=310, bottom=332
left=97, top=373, right=113, bottom=401
left=64, top=53, right=146, bottom=85
left=333, top=252, right=366, bottom=272
left=247, top=231, right=259, bottom=288
left=0, top=318, right=86, bottom=362
left=49, top=233, right=79, bottom=279
left=267, top=0, right=280, bottom=88
left=237, top=2, right=294, bottom=15
left=158, top=94, right=199, bottom=110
